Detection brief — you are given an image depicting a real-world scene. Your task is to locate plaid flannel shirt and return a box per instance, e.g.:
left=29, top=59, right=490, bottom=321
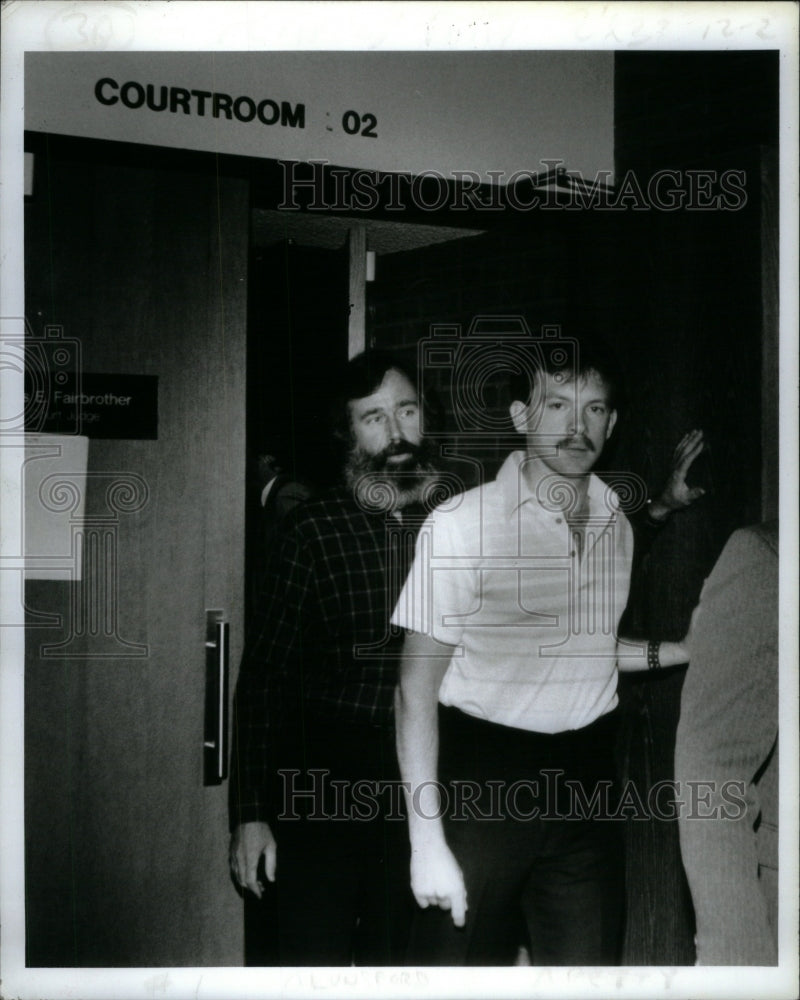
left=229, top=489, right=420, bottom=829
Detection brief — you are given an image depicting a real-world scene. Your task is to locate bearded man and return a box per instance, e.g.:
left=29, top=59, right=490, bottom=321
left=229, top=350, right=441, bottom=966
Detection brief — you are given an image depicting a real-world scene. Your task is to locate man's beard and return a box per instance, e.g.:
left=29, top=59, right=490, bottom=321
left=344, top=439, right=439, bottom=513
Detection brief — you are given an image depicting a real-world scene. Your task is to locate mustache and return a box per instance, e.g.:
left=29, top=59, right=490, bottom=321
left=383, top=439, right=424, bottom=459
left=557, top=434, right=595, bottom=452
left=356, top=439, right=427, bottom=470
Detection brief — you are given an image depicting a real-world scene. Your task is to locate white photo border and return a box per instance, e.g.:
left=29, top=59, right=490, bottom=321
left=1, top=3, right=798, bottom=998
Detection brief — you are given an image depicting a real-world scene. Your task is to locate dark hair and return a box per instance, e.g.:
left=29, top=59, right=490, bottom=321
left=507, top=333, right=623, bottom=412
left=252, top=439, right=289, bottom=469
left=329, top=348, right=442, bottom=443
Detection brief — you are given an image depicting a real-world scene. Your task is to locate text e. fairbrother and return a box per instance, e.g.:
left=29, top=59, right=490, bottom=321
left=94, top=77, right=306, bottom=128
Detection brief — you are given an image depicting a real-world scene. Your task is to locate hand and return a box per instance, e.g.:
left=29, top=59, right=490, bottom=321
left=650, top=429, right=706, bottom=519
left=660, top=639, right=691, bottom=667
left=410, top=839, right=468, bottom=927
left=229, top=821, right=276, bottom=899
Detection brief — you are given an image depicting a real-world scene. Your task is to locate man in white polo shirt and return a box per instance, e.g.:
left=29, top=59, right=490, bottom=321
left=393, top=338, right=635, bottom=965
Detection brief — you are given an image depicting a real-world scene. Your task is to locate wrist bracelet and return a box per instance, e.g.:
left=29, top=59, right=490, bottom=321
left=647, top=639, right=662, bottom=671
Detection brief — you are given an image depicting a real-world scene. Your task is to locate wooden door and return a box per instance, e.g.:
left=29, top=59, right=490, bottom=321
left=24, top=137, right=248, bottom=966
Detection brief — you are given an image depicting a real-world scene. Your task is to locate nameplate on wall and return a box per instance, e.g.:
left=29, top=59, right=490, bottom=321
left=25, top=373, right=159, bottom=440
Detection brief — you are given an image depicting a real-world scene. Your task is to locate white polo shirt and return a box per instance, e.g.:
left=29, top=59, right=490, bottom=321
left=391, top=450, right=634, bottom=733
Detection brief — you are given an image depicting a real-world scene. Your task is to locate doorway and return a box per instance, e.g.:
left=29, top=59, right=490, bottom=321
left=23, top=135, right=249, bottom=967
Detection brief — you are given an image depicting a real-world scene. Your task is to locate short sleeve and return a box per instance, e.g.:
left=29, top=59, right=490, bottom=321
left=391, top=507, right=477, bottom=648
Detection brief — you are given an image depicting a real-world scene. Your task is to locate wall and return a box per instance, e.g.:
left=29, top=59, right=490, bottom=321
left=612, top=50, right=778, bottom=964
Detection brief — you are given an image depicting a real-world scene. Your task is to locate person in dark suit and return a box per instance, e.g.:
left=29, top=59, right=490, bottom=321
left=246, top=449, right=312, bottom=622
left=257, top=453, right=312, bottom=524
left=675, top=522, right=779, bottom=965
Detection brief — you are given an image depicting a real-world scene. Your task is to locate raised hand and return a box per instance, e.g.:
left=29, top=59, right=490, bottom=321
left=650, top=429, right=706, bottom=520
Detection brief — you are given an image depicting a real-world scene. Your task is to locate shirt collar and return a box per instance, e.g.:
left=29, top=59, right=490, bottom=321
left=497, top=450, right=614, bottom=524
left=497, top=451, right=538, bottom=518
left=260, top=475, right=280, bottom=507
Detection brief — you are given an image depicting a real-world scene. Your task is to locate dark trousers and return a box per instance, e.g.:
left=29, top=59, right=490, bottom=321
left=408, top=706, right=624, bottom=966
left=269, top=717, right=414, bottom=966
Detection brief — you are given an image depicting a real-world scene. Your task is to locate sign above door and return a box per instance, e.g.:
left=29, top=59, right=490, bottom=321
left=25, top=50, right=614, bottom=184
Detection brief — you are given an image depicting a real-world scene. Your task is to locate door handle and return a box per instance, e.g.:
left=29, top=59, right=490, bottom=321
left=203, top=610, right=229, bottom=785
